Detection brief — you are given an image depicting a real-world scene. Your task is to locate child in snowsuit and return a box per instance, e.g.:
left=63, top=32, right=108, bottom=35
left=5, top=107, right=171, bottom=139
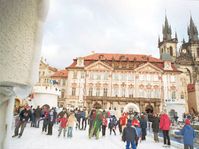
left=178, top=119, right=196, bottom=149
left=57, top=114, right=68, bottom=137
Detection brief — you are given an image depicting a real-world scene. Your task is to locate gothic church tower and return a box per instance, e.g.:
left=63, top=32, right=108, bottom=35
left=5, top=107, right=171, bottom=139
left=158, top=15, right=178, bottom=62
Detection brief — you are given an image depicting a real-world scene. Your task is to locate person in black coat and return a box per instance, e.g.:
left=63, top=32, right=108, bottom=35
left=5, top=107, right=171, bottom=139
left=34, top=106, right=41, bottom=128
left=140, top=114, right=147, bottom=140
left=152, top=113, right=160, bottom=142
left=122, top=120, right=137, bottom=149
left=12, top=106, right=31, bottom=138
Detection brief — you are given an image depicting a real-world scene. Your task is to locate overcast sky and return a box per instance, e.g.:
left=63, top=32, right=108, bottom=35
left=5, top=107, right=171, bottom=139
left=41, top=0, right=199, bottom=69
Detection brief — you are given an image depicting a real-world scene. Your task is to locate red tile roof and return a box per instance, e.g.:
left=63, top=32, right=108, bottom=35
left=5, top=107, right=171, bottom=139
left=67, top=53, right=180, bottom=72
left=83, top=53, right=162, bottom=62
left=51, top=69, right=68, bottom=78
left=187, top=84, right=195, bottom=92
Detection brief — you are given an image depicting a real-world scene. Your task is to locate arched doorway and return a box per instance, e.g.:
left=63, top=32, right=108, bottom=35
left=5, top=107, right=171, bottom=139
left=123, top=103, right=140, bottom=113
left=145, top=104, right=153, bottom=114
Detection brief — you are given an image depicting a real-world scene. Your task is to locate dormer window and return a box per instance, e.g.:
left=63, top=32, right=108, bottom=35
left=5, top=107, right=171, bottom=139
left=119, top=56, right=126, bottom=61
left=99, top=55, right=104, bottom=60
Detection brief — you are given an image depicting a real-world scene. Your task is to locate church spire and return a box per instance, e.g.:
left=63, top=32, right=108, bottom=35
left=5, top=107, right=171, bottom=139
left=163, top=15, right=172, bottom=41
left=187, top=15, right=198, bottom=42
left=175, top=32, right=178, bottom=41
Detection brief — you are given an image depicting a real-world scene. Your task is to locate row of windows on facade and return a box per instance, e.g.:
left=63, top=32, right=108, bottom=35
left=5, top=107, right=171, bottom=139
left=60, top=88, right=184, bottom=100
left=70, top=87, right=162, bottom=98
left=72, top=72, right=176, bottom=82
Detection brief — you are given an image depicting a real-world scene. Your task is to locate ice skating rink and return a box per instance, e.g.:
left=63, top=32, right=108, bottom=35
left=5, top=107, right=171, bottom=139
left=8, top=124, right=177, bottom=149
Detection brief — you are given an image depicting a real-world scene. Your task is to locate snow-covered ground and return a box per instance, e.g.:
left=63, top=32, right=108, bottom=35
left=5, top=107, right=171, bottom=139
left=8, top=124, right=177, bottom=149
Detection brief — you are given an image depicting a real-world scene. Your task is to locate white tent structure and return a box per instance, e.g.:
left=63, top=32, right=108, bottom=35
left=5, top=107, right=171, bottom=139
left=123, top=103, right=140, bottom=113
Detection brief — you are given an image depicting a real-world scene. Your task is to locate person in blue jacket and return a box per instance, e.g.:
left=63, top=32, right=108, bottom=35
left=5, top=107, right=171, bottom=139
left=180, top=119, right=196, bottom=149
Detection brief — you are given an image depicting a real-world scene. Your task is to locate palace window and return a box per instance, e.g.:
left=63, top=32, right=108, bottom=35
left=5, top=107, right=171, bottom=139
left=121, top=74, right=126, bottom=81
left=147, top=74, right=151, bottom=81
left=89, top=88, right=93, bottom=96
left=139, top=74, right=145, bottom=81
left=114, top=87, right=119, bottom=97
left=89, top=73, right=94, bottom=80
left=104, top=72, right=109, bottom=80
left=154, top=75, right=158, bottom=81
left=103, top=88, right=108, bottom=97
left=96, top=88, right=100, bottom=96
left=129, top=88, right=133, bottom=98
left=147, top=90, right=151, bottom=98
left=96, top=73, right=101, bottom=80
left=128, top=74, right=133, bottom=81
left=171, top=76, right=176, bottom=82
left=171, top=91, right=176, bottom=99
left=121, top=87, right=125, bottom=97
left=113, top=73, right=119, bottom=81
left=72, top=88, right=76, bottom=96
left=73, top=71, right=77, bottom=79
left=139, top=89, right=145, bottom=97
left=81, top=72, right=84, bottom=79
left=154, top=89, right=160, bottom=98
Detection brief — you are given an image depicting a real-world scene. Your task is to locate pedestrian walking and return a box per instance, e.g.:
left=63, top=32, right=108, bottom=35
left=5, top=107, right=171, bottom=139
left=140, top=114, right=147, bottom=140
left=159, top=111, right=171, bottom=147
left=152, top=113, right=160, bottom=142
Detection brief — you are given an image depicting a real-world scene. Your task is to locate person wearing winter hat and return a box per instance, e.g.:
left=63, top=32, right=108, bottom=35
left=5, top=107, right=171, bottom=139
left=179, top=119, right=196, bottom=149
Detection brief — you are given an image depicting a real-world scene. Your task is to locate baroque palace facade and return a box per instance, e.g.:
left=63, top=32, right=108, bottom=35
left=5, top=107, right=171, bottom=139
left=66, top=53, right=186, bottom=115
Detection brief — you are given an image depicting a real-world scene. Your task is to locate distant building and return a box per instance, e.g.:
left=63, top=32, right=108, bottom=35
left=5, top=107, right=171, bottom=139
left=66, top=53, right=186, bottom=118
left=31, top=58, right=60, bottom=108
left=51, top=69, right=68, bottom=107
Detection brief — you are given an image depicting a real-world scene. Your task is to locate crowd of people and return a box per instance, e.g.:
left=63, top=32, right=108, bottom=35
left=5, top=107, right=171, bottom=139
left=12, top=105, right=197, bottom=149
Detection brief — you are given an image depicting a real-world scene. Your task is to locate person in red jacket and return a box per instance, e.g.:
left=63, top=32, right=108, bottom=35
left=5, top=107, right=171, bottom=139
left=57, top=114, right=68, bottom=137
left=159, top=111, right=171, bottom=147
left=102, top=116, right=108, bottom=136
left=120, top=113, right=128, bottom=133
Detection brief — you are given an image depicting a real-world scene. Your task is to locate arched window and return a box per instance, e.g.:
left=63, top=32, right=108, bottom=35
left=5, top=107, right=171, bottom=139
left=103, top=88, right=108, bottom=97
left=170, top=47, right=173, bottom=56
left=197, top=48, right=199, bottom=58
left=96, top=88, right=100, bottom=96
left=89, top=88, right=93, bottom=96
